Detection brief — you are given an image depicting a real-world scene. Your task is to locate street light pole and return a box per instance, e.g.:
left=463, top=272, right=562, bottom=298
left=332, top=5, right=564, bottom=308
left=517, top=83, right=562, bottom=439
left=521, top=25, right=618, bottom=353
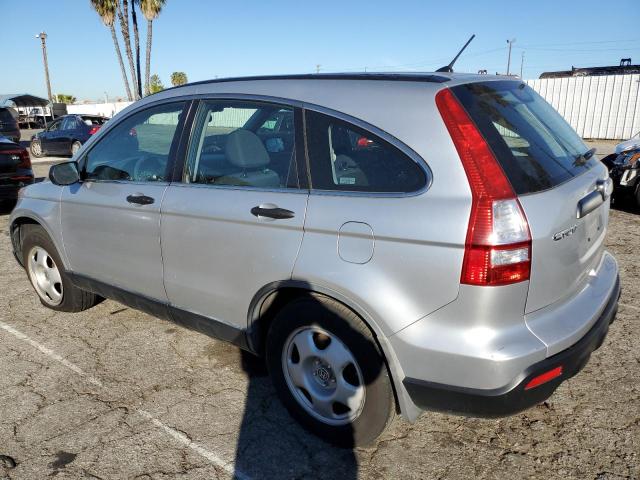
left=506, top=38, right=516, bottom=76
left=36, top=32, right=53, bottom=103
left=520, top=51, right=525, bottom=78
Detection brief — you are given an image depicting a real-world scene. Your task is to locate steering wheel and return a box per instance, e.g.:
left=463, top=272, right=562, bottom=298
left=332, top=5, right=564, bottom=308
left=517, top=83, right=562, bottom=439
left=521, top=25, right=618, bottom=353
left=133, top=154, right=164, bottom=182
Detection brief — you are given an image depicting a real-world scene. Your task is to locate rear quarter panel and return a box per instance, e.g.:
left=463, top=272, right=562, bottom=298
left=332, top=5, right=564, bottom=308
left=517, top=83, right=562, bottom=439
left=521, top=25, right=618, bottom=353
left=293, top=91, right=472, bottom=336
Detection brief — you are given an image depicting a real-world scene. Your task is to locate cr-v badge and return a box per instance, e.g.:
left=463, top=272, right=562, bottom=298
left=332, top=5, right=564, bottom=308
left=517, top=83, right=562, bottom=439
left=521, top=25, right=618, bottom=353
left=553, top=224, right=578, bottom=241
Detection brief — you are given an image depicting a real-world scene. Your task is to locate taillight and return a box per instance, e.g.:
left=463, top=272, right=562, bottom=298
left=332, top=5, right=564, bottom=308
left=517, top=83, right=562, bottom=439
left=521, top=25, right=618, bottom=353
left=5, top=149, right=31, bottom=169
left=436, top=88, right=531, bottom=286
left=88, top=126, right=100, bottom=135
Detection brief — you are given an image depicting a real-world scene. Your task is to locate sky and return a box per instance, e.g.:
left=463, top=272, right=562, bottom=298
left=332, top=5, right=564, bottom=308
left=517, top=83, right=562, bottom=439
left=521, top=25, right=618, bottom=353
left=1, top=0, right=639, bottom=101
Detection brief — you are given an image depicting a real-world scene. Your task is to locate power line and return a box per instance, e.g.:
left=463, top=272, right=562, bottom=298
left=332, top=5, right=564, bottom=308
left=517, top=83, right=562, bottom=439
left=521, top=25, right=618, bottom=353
left=517, top=38, right=639, bottom=48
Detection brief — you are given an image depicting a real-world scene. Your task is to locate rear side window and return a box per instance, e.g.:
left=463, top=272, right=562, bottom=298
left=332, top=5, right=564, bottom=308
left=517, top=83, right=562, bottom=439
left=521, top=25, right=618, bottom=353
left=305, top=110, right=426, bottom=193
left=452, top=81, right=596, bottom=195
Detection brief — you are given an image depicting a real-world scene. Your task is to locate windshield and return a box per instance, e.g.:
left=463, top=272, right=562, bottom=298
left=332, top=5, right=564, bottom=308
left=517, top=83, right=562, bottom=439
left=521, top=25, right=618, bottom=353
left=452, top=80, right=596, bottom=195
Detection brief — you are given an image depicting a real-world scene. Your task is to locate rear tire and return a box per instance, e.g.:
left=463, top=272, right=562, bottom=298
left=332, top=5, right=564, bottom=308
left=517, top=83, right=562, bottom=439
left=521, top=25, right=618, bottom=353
left=266, top=294, right=395, bottom=447
left=21, top=224, right=99, bottom=312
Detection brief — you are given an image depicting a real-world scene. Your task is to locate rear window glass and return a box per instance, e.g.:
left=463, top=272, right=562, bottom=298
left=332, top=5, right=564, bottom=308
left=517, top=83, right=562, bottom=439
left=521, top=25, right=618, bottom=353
left=81, top=116, right=107, bottom=125
left=451, top=81, right=597, bottom=195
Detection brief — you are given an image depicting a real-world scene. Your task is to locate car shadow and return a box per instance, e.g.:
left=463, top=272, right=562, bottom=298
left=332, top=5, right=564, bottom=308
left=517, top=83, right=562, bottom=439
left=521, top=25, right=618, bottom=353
left=232, top=291, right=386, bottom=479
left=234, top=350, right=359, bottom=479
left=0, top=201, right=15, bottom=217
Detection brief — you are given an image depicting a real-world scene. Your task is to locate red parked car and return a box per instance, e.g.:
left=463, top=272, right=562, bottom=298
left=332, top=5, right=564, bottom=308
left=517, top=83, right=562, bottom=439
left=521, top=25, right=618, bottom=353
left=0, top=135, right=34, bottom=205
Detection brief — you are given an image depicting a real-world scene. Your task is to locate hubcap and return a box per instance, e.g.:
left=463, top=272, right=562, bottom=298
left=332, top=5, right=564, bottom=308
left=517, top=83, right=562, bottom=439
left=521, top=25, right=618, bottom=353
left=72, top=143, right=80, bottom=154
left=26, top=246, right=63, bottom=306
left=32, top=142, right=41, bottom=155
left=282, top=326, right=365, bottom=426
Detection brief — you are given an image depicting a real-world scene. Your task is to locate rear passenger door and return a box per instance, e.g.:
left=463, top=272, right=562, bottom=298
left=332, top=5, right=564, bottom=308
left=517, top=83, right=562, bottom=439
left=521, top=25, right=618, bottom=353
left=57, top=116, right=79, bottom=153
left=160, top=100, right=308, bottom=334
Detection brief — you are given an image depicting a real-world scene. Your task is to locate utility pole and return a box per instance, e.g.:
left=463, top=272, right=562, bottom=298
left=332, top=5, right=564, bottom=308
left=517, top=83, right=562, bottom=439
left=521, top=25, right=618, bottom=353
left=520, top=51, right=525, bottom=78
left=506, top=38, right=516, bottom=76
left=36, top=32, right=53, bottom=102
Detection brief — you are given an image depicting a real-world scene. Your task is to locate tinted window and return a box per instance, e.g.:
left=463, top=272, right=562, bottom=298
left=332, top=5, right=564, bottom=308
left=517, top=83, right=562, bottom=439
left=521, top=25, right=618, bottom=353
left=185, top=101, right=298, bottom=189
left=452, top=81, right=596, bottom=194
left=81, top=116, right=107, bottom=126
left=305, top=110, right=426, bottom=193
left=84, top=102, right=185, bottom=182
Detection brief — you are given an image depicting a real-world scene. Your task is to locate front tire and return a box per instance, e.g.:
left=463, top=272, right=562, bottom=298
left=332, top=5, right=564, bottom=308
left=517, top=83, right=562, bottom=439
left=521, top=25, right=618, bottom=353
left=21, top=225, right=99, bottom=312
left=266, top=294, right=395, bottom=447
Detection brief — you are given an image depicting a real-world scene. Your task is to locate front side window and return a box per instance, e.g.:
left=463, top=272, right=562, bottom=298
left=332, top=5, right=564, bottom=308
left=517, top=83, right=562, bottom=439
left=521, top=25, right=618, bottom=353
left=305, top=110, right=427, bottom=193
left=185, top=101, right=298, bottom=189
left=83, top=102, right=185, bottom=182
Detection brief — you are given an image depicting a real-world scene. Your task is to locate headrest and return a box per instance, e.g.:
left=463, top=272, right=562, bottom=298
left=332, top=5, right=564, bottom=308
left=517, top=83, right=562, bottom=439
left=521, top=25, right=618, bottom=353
left=225, top=129, right=270, bottom=168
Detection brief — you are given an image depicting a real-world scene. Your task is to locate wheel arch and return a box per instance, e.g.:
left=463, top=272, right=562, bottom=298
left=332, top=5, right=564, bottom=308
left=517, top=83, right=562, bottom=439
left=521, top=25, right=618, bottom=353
left=10, top=214, right=68, bottom=270
left=247, top=280, right=422, bottom=421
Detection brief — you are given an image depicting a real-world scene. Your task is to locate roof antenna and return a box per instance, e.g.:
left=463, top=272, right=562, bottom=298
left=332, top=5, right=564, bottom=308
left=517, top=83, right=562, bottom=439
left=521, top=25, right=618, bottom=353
left=436, top=34, right=476, bottom=73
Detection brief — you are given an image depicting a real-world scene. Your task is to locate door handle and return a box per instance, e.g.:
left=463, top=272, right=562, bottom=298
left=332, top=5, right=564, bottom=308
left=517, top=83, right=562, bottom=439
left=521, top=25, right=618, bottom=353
left=250, top=205, right=295, bottom=220
left=126, top=194, right=155, bottom=205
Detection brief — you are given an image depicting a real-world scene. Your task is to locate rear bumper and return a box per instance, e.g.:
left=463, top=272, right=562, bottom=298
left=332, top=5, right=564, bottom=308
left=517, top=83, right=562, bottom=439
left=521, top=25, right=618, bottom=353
left=403, top=275, right=620, bottom=417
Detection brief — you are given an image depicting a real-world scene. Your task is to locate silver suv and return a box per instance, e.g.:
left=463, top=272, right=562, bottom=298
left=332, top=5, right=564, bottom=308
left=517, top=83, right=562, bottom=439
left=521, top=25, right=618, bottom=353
left=10, top=74, right=620, bottom=446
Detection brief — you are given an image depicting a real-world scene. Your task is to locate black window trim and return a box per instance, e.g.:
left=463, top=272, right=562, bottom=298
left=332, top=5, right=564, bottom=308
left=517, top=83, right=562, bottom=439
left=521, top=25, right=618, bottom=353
left=170, top=95, right=309, bottom=193
left=301, top=103, right=433, bottom=198
left=75, top=99, right=193, bottom=186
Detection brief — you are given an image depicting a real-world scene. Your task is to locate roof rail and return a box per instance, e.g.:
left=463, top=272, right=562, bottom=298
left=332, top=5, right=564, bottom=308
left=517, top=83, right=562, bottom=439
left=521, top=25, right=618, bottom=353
left=156, top=72, right=450, bottom=95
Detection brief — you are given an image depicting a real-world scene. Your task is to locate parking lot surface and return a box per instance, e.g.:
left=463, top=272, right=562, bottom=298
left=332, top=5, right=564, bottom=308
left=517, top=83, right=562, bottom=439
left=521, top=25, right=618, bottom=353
left=0, top=156, right=638, bottom=479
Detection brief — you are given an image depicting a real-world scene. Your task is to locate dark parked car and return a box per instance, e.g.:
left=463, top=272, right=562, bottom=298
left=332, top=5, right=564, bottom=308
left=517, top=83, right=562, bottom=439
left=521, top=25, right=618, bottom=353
left=30, top=115, right=107, bottom=157
left=0, top=107, right=21, bottom=143
left=602, top=148, right=640, bottom=208
left=0, top=135, right=34, bottom=203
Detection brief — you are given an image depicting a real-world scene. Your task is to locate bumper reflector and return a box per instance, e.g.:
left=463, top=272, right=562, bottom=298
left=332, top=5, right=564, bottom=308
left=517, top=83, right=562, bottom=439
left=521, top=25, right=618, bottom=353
left=524, top=366, right=563, bottom=390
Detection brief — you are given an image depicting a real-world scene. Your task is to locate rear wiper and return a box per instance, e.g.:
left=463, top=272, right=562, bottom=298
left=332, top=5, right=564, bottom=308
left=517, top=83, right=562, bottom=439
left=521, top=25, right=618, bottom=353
left=574, top=147, right=596, bottom=166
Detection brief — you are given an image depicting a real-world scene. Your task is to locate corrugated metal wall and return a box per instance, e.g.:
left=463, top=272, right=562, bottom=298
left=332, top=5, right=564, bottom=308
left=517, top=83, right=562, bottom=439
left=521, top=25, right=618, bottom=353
left=527, top=74, right=640, bottom=140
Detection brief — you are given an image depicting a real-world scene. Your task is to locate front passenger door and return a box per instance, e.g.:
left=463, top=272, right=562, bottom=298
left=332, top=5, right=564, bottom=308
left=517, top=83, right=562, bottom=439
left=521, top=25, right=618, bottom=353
left=61, top=101, right=188, bottom=302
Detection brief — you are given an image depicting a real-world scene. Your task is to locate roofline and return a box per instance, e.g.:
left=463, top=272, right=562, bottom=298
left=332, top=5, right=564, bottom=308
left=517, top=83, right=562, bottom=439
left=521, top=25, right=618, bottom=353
left=158, top=72, right=451, bottom=95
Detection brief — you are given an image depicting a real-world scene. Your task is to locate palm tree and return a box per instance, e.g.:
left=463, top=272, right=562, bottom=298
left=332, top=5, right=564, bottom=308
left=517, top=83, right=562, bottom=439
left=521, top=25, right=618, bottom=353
left=138, top=0, right=166, bottom=95
left=170, top=71, right=188, bottom=86
left=130, top=2, right=142, bottom=98
left=117, top=0, right=139, bottom=99
left=90, top=0, right=133, bottom=101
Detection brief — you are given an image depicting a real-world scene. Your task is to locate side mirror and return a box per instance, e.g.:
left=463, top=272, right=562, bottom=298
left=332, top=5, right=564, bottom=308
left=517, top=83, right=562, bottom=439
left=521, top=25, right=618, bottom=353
left=49, top=161, right=80, bottom=186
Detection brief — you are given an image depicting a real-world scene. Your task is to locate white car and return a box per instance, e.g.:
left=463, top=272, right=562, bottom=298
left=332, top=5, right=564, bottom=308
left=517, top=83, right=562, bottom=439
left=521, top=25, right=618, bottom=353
left=615, top=131, right=640, bottom=154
